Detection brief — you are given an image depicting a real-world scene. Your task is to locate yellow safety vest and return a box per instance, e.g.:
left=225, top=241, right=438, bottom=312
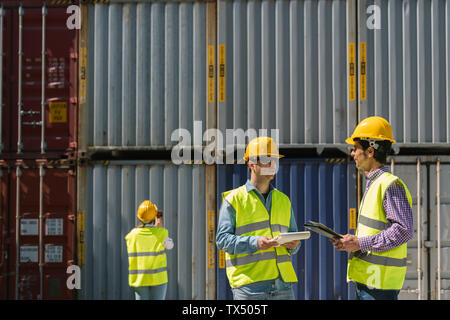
left=347, top=172, right=412, bottom=290
left=125, top=227, right=168, bottom=287
left=223, top=185, right=298, bottom=288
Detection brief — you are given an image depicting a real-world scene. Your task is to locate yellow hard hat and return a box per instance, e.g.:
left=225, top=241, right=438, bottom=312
left=345, top=116, right=396, bottom=145
left=137, top=200, right=158, bottom=222
left=243, top=136, right=284, bottom=162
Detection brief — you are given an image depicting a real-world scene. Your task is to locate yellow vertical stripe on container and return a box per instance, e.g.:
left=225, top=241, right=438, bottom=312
left=79, top=46, right=87, bottom=104
left=360, top=42, right=367, bottom=101
left=349, top=208, right=357, bottom=230
left=208, top=45, right=215, bottom=103
left=78, top=211, right=85, bottom=266
left=219, top=44, right=226, bottom=102
left=348, top=43, right=356, bottom=101
left=208, top=210, right=216, bottom=269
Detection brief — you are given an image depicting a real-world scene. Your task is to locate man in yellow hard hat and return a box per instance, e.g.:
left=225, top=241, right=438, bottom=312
left=125, top=200, right=174, bottom=300
left=332, top=116, right=414, bottom=300
left=216, top=136, right=301, bottom=300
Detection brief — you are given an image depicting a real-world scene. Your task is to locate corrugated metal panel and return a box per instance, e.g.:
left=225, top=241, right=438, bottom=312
left=86, top=2, right=206, bottom=148
left=358, top=0, right=450, bottom=145
left=79, top=161, right=206, bottom=300
left=217, top=0, right=354, bottom=147
left=216, top=158, right=355, bottom=300
left=0, top=6, right=78, bottom=154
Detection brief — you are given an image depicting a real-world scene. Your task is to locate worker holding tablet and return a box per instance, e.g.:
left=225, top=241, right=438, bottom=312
left=216, top=137, right=301, bottom=300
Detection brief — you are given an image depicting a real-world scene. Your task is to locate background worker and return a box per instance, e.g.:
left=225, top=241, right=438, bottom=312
left=125, top=200, right=174, bottom=300
left=216, top=136, right=300, bottom=300
left=332, top=116, right=413, bottom=300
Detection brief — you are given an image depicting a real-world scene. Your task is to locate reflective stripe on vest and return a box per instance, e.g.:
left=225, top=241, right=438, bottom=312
left=235, top=220, right=289, bottom=236
left=129, top=267, right=168, bottom=274
left=347, top=172, right=412, bottom=290
left=223, top=185, right=298, bottom=288
left=349, top=251, right=407, bottom=268
left=128, top=251, right=166, bottom=257
left=125, top=227, right=169, bottom=287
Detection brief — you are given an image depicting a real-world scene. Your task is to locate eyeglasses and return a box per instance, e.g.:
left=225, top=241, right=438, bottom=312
left=249, top=157, right=277, bottom=165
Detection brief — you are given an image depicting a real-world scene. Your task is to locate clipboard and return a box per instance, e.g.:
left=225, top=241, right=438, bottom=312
left=273, top=231, right=311, bottom=245
left=304, top=220, right=342, bottom=239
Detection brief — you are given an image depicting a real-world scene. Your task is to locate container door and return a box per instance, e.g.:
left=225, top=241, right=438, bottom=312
left=0, top=166, right=8, bottom=299
left=0, top=6, right=11, bottom=153
left=3, top=5, right=77, bottom=155
left=3, top=162, right=76, bottom=300
left=390, top=161, right=429, bottom=300
left=388, top=158, right=450, bottom=300
left=430, top=161, right=450, bottom=300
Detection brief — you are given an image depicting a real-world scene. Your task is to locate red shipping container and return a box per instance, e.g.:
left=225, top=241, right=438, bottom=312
left=1, top=3, right=78, bottom=155
left=1, top=159, right=76, bottom=300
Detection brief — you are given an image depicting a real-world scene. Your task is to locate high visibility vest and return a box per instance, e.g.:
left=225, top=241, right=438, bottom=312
left=125, top=227, right=168, bottom=287
left=222, top=185, right=298, bottom=288
left=347, top=172, right=412, bottom=290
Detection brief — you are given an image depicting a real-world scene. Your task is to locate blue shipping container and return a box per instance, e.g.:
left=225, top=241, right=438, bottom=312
left=216, top=158, right=357, bottom=300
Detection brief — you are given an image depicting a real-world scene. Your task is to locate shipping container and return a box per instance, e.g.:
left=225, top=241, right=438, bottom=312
left=216, top=158, right=357, bottom=300
left=217, top=0, right=355, bottom=148
left=78, top=160, right=207, bottom=300
left=375, top=156, right=450, bottom=300
left=0, top=3, right=78, bottom=155
left=0, top=159, right=76, bottom=300
left=80, top=1, right=207, bottom=150
left=358, top=0, right=450, bottom=146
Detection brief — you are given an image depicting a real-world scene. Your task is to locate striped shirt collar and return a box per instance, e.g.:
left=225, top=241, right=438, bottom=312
left=366, top=165, right=391, bottom=181
left=365, top=166, right=391, bottom=190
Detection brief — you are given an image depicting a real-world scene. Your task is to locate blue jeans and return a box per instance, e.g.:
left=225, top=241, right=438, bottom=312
left=232, top=278, right=295, bottom=300
left=355, top=282, right=399, bottom=300
left=134, top=283, right=168, bottom=300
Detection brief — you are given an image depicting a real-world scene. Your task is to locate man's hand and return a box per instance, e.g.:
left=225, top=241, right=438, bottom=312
left=281, top=240, right=300, bottom=250
left=257, top=236, right=278, bottom=250
left=331, top=234, right=360, bottom=252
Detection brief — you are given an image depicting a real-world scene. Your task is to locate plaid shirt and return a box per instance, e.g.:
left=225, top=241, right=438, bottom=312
left=358, top=166, right=414, bottom=253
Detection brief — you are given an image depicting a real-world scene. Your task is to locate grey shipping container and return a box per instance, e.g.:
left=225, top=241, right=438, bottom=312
left=81, top=1, right=207, bottom=150
left=358, top=0, right=450, bottom=146
left=217, top=0, right=355, bottom=148
left=78, top=161, right=206, bottom=300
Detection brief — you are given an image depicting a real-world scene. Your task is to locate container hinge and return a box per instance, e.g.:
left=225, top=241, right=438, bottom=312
left=423, top=241, right=435, bottom=249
